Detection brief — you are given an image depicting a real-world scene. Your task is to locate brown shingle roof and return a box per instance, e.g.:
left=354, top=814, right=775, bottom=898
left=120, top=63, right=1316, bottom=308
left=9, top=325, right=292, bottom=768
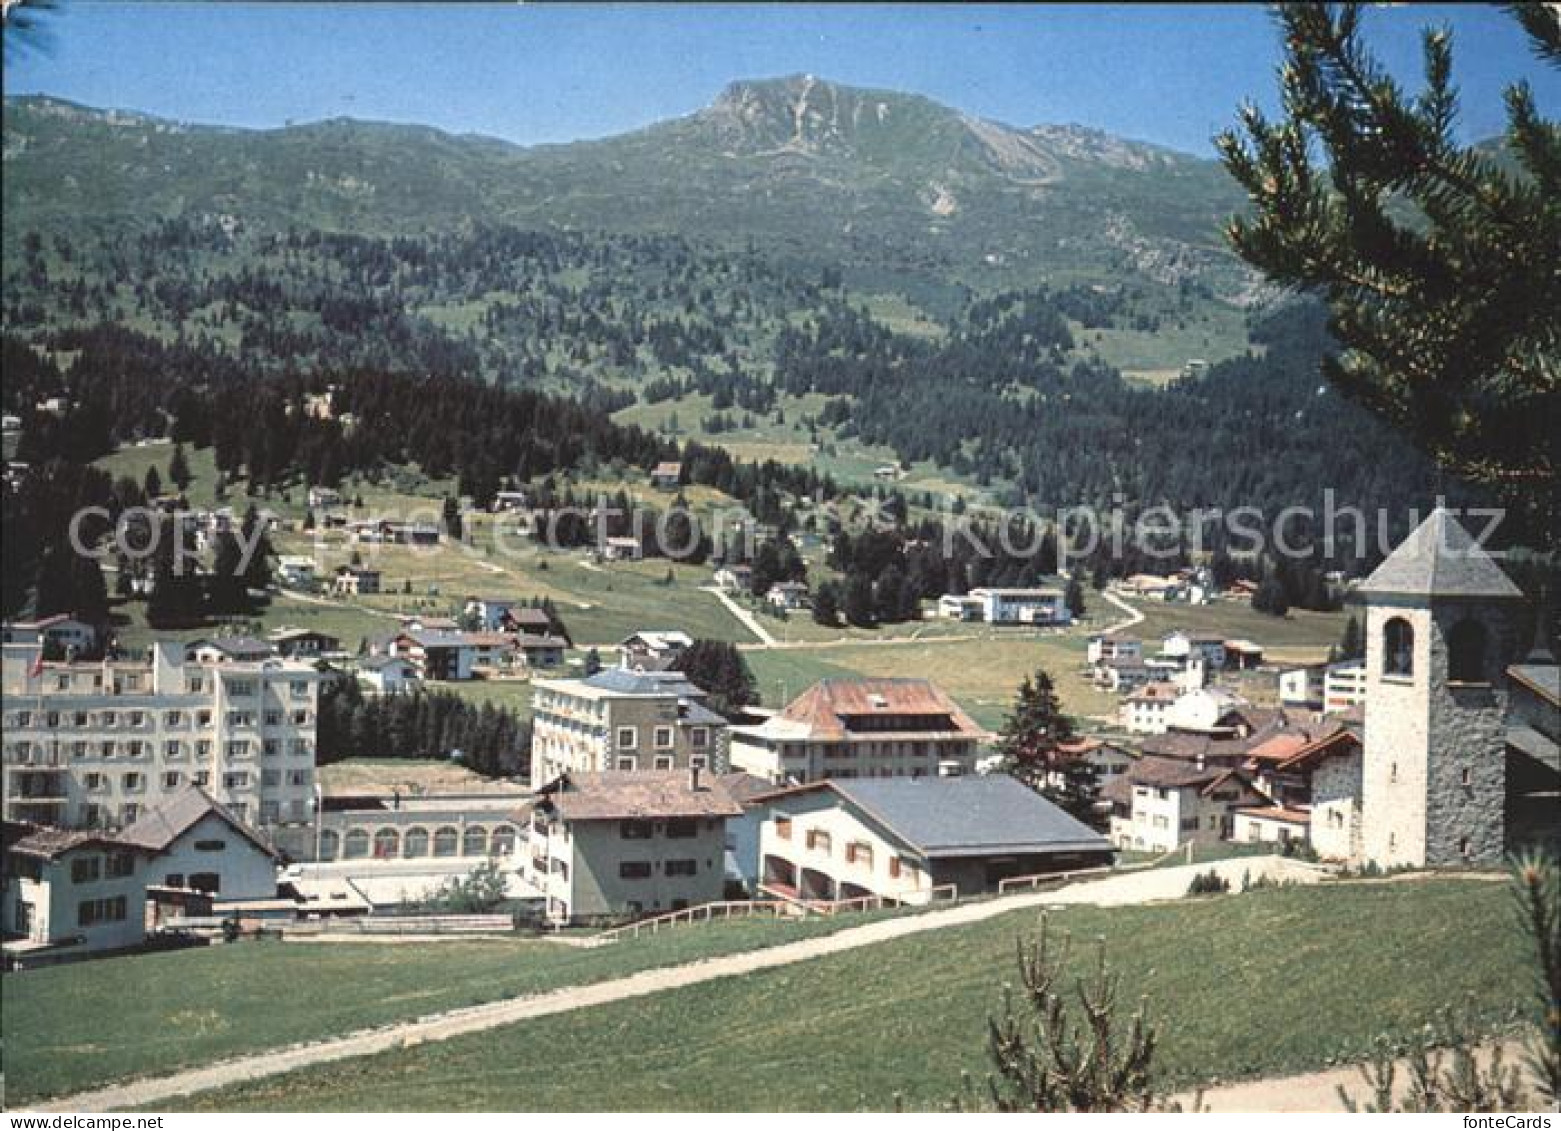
left=117, top=786, right=279, bottom=859
left=3, top=821, right=133, bottom=860
left=776, top=678, right=990, bottom=740
left=542, top=771, right=743, bottom=822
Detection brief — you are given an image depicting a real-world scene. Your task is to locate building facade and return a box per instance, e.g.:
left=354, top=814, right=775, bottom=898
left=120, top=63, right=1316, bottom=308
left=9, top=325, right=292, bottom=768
left=2, top=641, right=323, bottom=833
left=529, top=669, right=728, bottom=785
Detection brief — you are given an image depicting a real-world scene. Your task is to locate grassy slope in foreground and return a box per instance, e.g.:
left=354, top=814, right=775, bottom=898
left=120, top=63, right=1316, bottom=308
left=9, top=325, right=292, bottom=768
left=162, top=878, right=1527, bottom=1111
left=0, top=916, right=880, bottom=1106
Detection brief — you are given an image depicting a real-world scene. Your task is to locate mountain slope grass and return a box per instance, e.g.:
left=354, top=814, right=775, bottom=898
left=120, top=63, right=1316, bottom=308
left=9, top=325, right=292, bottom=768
left=155, top=878, right=1527, bottom=1111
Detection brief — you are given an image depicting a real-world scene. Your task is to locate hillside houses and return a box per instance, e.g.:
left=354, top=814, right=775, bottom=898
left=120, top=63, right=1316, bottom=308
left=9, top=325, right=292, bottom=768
left=1104, top=757, right=1267, bottom=852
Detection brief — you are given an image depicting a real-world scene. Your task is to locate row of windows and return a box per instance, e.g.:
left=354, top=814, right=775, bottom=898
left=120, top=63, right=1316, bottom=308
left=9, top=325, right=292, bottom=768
left=9, top=737, right=314, bottom=761
left=70, top=852, right=136, bottom=883
left=615, top=726, right=710, bottom=750
left=1380, top=617, right=1489, bottom=682
left=619, top=818, right=701, bottom=840
left=9, top=701, right=312, bottom=731
left=317, top=825, right=518, bottom=861
left=618, top=859, right=700, bottom=879
left=612, top=754, right=708, bottom=773
left=78, top=895, right=129, bottom=926
left=775, top=821, right=905, bottom=877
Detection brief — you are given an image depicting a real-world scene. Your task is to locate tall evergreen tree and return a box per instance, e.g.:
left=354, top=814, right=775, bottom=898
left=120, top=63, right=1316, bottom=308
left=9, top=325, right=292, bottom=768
left=1217, top=2, right=1561, bottom=541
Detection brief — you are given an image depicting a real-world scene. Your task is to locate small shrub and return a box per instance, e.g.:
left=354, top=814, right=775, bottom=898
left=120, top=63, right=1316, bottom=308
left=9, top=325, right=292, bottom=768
left=1187, top=869, right=1231, bottom=896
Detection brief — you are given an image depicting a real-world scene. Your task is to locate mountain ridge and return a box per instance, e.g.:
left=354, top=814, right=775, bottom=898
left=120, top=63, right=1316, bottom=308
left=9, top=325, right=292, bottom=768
left=3, top=76, right=1261, bottom=304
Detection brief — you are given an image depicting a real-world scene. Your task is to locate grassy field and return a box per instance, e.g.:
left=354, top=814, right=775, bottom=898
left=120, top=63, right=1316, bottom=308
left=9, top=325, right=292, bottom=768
left=317, top=758, right=517, bottom=795
left=155, top=878, right=1529, bottom=1111
left=0, top=914, right=888, bottom=1106
left=750, top=634, right=1113, bottom=729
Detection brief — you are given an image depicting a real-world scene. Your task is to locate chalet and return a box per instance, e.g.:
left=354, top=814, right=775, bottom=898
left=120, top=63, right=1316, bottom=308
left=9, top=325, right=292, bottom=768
left=1223, top=639, right=1264, bottom=670
left=465, top=632, right=522, bottom=672
left=754, top=776, right=1113, bottom=905
left=712, top=564, right=753, bottom=594
left=1162, top=687, right=1250, bottom=734
left=391, top=631, right=478, bottom=681
left=357, top=655, right=420, bottom=695
left=507, top=606, right=557, bottom=637
left=619, top=630, right=693, bottom=672
left=872, top=465, right=902, bottom=481
left=1104, top=756, right=1267, bottom=853
left=1087, top=635, right=1143, bottom=666
left=936, top=594, right=983, bottom=621
left=729, top=678, right=991, bottom=784
left=967, top=587, right=1070, bottom=626
left=266, top=627, right=341, bottom=660
left=1279, top=665, right=1325, bottom=709
left=306, top=486, right=343, bottom=509
left=1048, top=739, right=1135, bottom=791
left=649, top=461, right=683, bottom=490
left=1232, top=725, right=1364, bottom=858
left=1162, top=631, right=1227, bottom=670
left=464, top=595, right=520, bottom=632
left=275, top=555, right=318, bottom=588
left=116, top=786, right=281, bottom=900
left=1121, top=682, right=1182, bottom=735
left=332, top=566, right=381, bottom=597
left=188, top=636, right=275, bottom=665
left=1121, top=573, right=1177, bottom=599
left=765, top=581, right=811, bottom=612
left=492, top=490, right=530, bottom=513
left=601, top=536, right=643, bottom=562
left=1, top=615, right=98, bottom=656
left=1323, top=660, right=1368, bottom=712
left=384, top=522, right=441, bottom=547
left=521, top=768, right=740, bottom=924
left=516, top=632, right=568, bottom=669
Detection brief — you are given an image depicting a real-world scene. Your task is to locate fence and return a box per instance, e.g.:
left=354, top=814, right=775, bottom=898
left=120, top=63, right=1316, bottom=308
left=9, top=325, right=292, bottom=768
left=591, top=900, right=801, bottom=943
left=283, top=913, right=515, bottom=937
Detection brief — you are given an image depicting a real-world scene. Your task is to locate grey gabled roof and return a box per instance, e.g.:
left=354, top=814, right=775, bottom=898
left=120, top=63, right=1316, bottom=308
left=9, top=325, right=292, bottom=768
left=1359, top=507, right=1523, bottom=600
left=826, top=775, right=1111, bottom=858
left=117, top=786, right=280, bottom=859
left=581, top=668, right=705, bottom=696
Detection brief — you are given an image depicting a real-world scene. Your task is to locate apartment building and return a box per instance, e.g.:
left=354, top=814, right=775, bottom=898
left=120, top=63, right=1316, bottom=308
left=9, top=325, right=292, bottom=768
left=728, top=678, right=991, bottom=784
left=521, top=769, right=740, bottom=924
left=528, top=669, right=729, bottom=785
left=2, top=640, right=324, bottom=833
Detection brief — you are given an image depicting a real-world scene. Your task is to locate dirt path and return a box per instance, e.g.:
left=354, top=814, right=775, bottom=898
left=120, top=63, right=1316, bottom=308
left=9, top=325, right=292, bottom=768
left=705, top=584, right=776, bottom=646
left=32, top=857, right=1322, bottom=1113
left=1190, top=1038, right=1530, bottom=1112
left=1098, top=589, right=1146, bottom=635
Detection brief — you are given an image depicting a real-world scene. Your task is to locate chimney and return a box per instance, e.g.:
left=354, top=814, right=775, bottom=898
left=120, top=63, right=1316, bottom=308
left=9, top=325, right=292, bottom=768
left=689, top=763, right=703, bottom=792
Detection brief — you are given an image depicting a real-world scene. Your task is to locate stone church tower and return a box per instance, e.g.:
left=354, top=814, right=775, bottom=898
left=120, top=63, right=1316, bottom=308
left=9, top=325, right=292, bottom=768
left=1358, top=508, right=1526, bottom=868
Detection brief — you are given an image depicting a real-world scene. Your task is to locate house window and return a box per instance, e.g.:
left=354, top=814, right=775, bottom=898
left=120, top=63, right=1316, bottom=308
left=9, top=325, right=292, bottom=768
left=619, top=861, right=652, bottom=880
left=654, top=727, right=674, bottom=749
left=1447, top=620, right=1488, bottom=683
left=77, top=896, right=127, bottom=926
left=616, top=727, right=637, bottom=750
left=105, top=852, right=136, bottom=879
left=775, top=817, right=792, bottom=840
left=620, top=820, right=653, bottom=840
left=653, top=756, right=674, bottom=771
left=165, top=873, right=184, bottom=888
left=615, top=756, right=638, bottom=772
left=665, top=859, right=697, bottom=877
left=190, top=873, right=221, bottom=894
left=71, top=856, right=102, bottom=884
left=666, top=818, right=697, bottom=839
left=846, top=841, right=874, bottom=867
left=690, top=727, right=709, bottom=748
left=1383, top=618, right=1414, bottom=676
left=806, top=829, right=832, bottom=854
left=195, top=839, right=227, bottom=852
left=889, top=857, right=903, bottom=878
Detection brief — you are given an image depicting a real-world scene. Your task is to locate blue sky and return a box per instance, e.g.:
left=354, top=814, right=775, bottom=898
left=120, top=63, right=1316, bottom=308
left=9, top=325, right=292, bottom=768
left=5, top=3, right=1556, bottom=157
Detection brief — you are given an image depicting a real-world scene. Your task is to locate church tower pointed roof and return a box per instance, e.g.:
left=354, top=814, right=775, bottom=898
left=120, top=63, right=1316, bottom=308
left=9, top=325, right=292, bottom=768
left=1358, top=507, right=1524, bottom=600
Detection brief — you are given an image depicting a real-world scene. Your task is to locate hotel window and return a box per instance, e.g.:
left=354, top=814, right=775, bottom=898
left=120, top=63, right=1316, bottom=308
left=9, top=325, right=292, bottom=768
left=72, top=741, right=88, bottom=759
left=163, top=771, right=181, bottom=789
left=100, top=741, right=116, bottom=758
left=196, top=741, right=212, bottom=758
left=290, top=680, right=309, bottom=698
left=101, top=711, right=117, bottom=727
left=654, top=727, right=674, bottom=749
left=291, top=710, right=309, bottom=725
left=165, top=711, right=182, bottom=727
left=84, top=772, right=103, bottom=790
left=615, top=756, right=637, bottom=771
left=289, top=770, right=310, bottom=787
left=690, top=755, right=707, bottom=770
left=193, top=771, right=210, bottom=787
left=664, top=859, right=697, bottom=877
left=165, top=741, right=182, bottom=759
left=616, top=727, right=638, bottom=749
left=262, top=769, right=281, bottom=787
left=264, top=711, right=282, bottom=727
left=229, top=680, right=257, bottom=697
left=196, top=711, right=212, bottom=727
left=619, top=861, right=652, bottom=880
left=263, top=740, right=280, bottom=758
left=186, top=677, right=205, bottom=694
left=223, top=772, right=248, bottom=789
left=126, top=741, right=144, bottom=758
left=122, top=773, right=142, bottom=792
left=227, top=741, right=250, bottom=759
left=73, top=711, right=89, bottom=727
left=128, top=711, right=144, bottom=727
